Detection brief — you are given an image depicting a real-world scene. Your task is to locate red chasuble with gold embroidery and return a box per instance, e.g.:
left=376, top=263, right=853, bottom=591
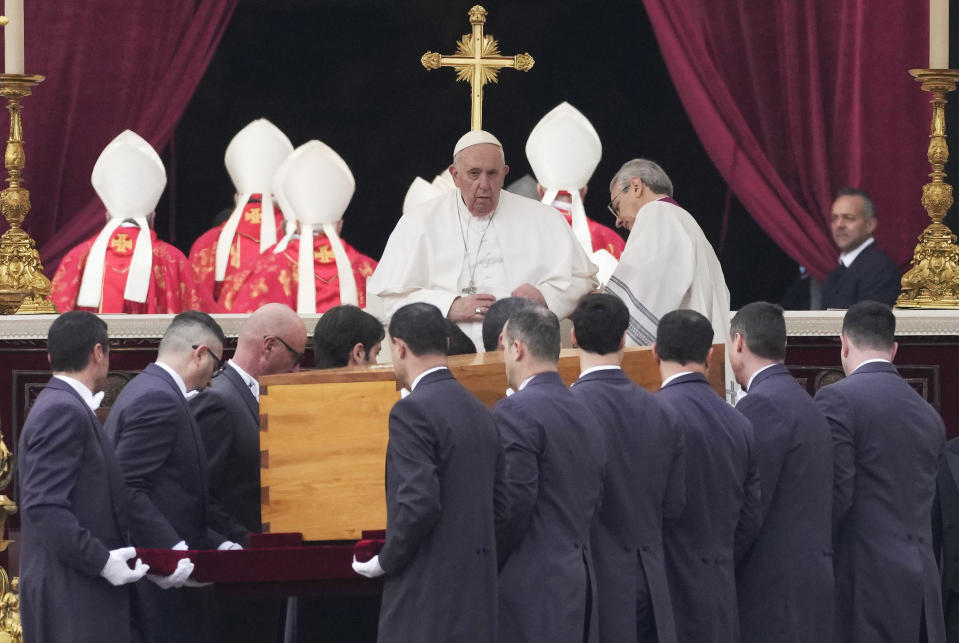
left=219, top=235, right=377, bottom=313
left=561, top=211, right=626, bottom=259
left=51, top=227, right=215, bottom=314
left=189, top=198, right=285, bottom=303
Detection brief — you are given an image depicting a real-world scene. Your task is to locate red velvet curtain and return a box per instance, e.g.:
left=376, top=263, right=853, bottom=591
left=10, top=0, right=236, bottom=273
left=642, top=0, right=931, bottom=280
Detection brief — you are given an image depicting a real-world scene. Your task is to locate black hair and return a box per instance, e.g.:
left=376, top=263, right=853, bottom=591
left=569, top=293, right=629, bottom=355
left=313, top=304, right=385, bottom=368
left=48, top=311, right=109, bottom=372
left=482, top=297, right=535, bottom=351
left=389, top=303, right=448, bottom=356
left=655, top=309, right=713, bottom=365
left=729, top=301, right=786, bottom=361
left=842, top=300, right=895, bottom=350
left=445, top=319, right=476, bottom=356
left=504, top=303, right=560, bottom=362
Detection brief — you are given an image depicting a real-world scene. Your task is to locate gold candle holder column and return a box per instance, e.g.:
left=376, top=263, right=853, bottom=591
left=897, top=69, right=959, bottom=308
left=0, top=73, right=54, bottom=315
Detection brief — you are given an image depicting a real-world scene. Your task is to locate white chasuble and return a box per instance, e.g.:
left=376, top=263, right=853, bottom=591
left=606, top=198, right=731, bottom=347
left=368, top=189, right=599, bottom=351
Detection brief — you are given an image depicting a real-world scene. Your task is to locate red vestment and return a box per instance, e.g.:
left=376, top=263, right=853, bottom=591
left=561, top=211, right=626, bottom=259
left=51, top=227, right=216, bottom=314
left=189, top=198, right=285, bottom=303
left=219, top=234, right=377, bottom=313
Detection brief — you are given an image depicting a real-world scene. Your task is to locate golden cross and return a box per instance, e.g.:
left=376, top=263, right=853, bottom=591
left=314, top=245, right=336, bottom=264
left=421, top=5, right=534, bottom=131
left=244, top=206, right=262, bottom=224
left=110, top=233, right=133, bottom=254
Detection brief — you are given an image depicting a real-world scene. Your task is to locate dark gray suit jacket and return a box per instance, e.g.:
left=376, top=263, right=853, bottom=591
left=816, top=360, right=946, bottom=643
left=494, top=371, right=607, bottom=643
left=377, top=368, right=500, bottom=643
left=191, top=364, right=261, bottom=545
left=19, top=377, right=133, bottom=643
left=571, top=367, right=684, bottom=643
left=934, top=437, right=959, bottom=643
left=734, top=364, right=834, bottom=643
left=105, top=363, right=222, bottom=643
left=657, top=372, right=761, bottom=643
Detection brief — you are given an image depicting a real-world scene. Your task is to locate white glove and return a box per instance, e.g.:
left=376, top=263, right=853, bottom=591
left=100, top=547, right=149, bottom=586
left=217, top=540, right=243, bottom=551
left=171, top=540, right=189, bottom=551
left=146, top=557, right=194, bottom=590
left=351, top=555, right=385, bottom=578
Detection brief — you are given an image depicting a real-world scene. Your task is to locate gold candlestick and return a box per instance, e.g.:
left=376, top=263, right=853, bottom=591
left=897, top=69, right=959, bottom=308
left=0, top=74, right=55, bottom=315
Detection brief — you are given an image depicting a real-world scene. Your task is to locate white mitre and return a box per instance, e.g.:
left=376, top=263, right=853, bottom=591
left=217, top=119, right=293, bottom=281
left=276, top=140, right=357, bottom=314
left=77, top=130, right=165, bottom=309
left=403, top=177, right=443, bottom=216
left=271, top=151, right=297, bottom=254
left=526, top=102, right=601, bottom=256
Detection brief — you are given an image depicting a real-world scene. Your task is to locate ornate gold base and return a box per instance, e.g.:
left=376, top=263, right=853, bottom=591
left=897, top=69, right=959, bottom=309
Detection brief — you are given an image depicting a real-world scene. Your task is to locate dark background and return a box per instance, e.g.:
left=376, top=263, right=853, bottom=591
left=159, top=0, right=839, bottom=308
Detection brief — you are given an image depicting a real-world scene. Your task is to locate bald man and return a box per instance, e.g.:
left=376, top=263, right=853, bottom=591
left=191, top=303, right=306, bottom=643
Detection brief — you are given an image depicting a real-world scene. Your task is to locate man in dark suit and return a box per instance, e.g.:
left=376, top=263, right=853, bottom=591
left=351, top=302, right=501, bottom=642
left=191, top=303, right=306, bottom=642
left=934, top=436, right=959, bottom=642
left=312, top=303, right=385, bottom=367
left=654, top=309, right=761, bottom=643
left=821, top=187, right=901, bottom=308
left=106, top=310, right=234, bottom=643
left=728, top=302, right=833, bottom=642
left=816, top=301, right=946, bottom=643
left=569, top=293, right=684, bottom=643
left=19, top=311, right=149, bottom=643
left=493, top=302, right=606, bottom=643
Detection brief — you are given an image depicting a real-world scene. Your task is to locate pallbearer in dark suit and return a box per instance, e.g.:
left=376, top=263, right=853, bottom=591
left=106, top=311, right=235, bottom=643
left=934, top=437, right=959, bottom=642
left=569, top=294, right=684, bottom=643
left=494, top=302, right=607, bottom=643
left=728, top=302, right=833, bottom=643
left=191, top=303, right=306, bottom=642
left=352, top=303, right=500, bottom=642
left=19, top=312, right=149, bottom=643
left=654, top=309, right=761, bottom=643
left=815, top=301, right=946, bottom=643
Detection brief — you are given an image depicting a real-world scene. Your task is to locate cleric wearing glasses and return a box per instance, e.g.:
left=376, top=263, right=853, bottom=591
left=190, top=303, right=307, bottom=643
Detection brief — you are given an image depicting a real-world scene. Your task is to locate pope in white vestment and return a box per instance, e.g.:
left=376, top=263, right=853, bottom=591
left=368, top=130, right=598, bottom=351
left=604, top=158, right=731, bottom=350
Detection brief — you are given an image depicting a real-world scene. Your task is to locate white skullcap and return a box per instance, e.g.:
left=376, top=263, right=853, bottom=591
left=453, top=130, right=502, bottom=156
left=275, top=140, right=357, bottom=314
left=215, top=119, right=294, bottom=281
left=78, top=130, right=165, bottom=308
left=525, top=102, right=603, bottom=257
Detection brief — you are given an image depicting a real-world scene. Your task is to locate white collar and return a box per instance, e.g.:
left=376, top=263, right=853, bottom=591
left=505, top=374, right=538, bottom=397
left=839, top=237, right=875, bottom=267
left=660, top=370, right=695, bottom=389
left=745, top=363, right=778, bottom=392
left=154, top=361, right=192, bottom=399
left=228, top=360, right=259, bottom=401
left=410, top=366, right=448, bottom=391
left=852, top=357, right=891, bottom=374
left=579, top=365, right=621, bottom=378
left=54, top=374, right=104, bottom=411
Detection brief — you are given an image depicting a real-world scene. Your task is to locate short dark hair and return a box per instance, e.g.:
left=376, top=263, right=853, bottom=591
left=158, top=310, right=226, bottom=357
left=835, top=186, right=876, bottom=220
left=482, top=297, right=535, bottom=351
left=655, top=309, right=713, bottom=365
left=570, top=293, right=628, bottom=355
left=445, top=320, right=476, bottom=355
left=313, top=305, right=385, bottom=368
left=842, top=300, right=895, bottom=350
left=729, top=302, right=786, bottom=362
left=389, top=303, right=448, bottom=356
left=48, top=311, right=109, bottom=372
left=504, top=303, right=560, bottom=363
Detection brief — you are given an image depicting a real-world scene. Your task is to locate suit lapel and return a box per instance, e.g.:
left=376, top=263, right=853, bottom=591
left=220, top=367, right=259, bottom=423
left=947, top=449, right=959, bottom=495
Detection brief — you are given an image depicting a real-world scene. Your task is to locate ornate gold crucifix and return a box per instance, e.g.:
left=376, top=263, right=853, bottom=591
left=421, top=5, right=534, bottom=131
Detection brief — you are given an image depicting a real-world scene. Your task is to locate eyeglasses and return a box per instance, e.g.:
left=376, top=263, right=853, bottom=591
left=607, top=185, right=629, bottom=217
left=192, top=344, right=226, bottom=376
left=265, top=335, right=303, bottom=367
